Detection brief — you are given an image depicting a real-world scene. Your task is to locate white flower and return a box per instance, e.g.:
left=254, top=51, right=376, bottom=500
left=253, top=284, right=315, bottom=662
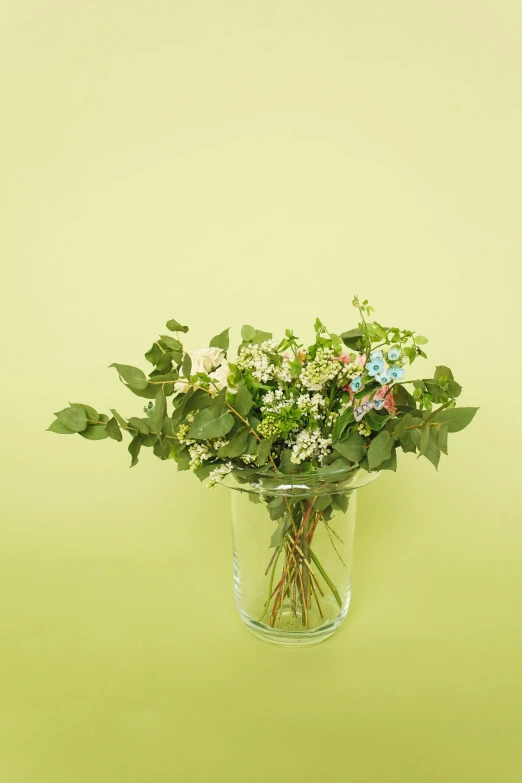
left=174, top=378, right=192, bottom=393
left=290, top=428, right=332, bottom=464
left=209, top=360, right=234, bottom=391
left=188, top=443, right=213, bottom=469
left=190, top=347, right=224, bottom=374
left=174, top=347, right=225, bottom=393
left=208, top=462, right=233, bottom=488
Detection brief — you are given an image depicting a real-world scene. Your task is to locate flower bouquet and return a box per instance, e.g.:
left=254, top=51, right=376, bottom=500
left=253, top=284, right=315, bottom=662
left=49, top=297, right=477, bottom=645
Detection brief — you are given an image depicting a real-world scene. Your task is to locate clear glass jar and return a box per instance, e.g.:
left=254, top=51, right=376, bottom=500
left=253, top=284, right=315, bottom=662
left=220, top=466, right=380, bottom=646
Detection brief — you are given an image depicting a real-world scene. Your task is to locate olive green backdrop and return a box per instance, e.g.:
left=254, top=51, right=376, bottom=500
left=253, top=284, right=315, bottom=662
left=1, top=2, right=521, bottom=781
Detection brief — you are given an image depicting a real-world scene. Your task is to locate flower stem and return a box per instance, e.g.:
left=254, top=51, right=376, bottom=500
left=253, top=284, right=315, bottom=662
left=258, top=545, right=282, bottom=622
left=308, top=548, right=343, bottom=609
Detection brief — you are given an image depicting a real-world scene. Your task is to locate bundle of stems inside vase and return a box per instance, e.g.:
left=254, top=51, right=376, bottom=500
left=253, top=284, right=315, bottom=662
left=259, top=496, right=344, bottom=629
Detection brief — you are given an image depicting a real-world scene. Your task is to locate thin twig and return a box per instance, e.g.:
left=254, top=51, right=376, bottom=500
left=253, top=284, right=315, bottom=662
left=310, top=573, right=323, bottom=617
left=324, top=521, right=347, bottom=569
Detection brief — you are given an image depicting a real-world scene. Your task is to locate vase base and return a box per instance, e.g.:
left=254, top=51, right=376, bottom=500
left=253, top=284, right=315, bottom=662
left=241, top=603, right=349, bottom=647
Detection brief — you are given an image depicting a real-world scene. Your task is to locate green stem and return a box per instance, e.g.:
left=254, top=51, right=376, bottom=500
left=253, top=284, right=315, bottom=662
left=258, top=545, right=282, bottom=622
left=308, top=547, right=343, bottom=608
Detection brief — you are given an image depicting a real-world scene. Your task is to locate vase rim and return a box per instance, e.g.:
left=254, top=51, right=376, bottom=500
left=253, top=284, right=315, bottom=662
left=220, top=465, right=380, bottom=496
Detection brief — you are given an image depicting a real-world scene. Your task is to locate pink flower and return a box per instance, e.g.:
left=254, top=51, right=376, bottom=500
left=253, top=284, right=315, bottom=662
left=372, top=385, right=397, bottom=414
left=338, top=352, right=366, bottom=366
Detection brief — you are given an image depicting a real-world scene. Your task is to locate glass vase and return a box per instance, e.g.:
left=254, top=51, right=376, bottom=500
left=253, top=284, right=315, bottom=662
left=221, top=466, right=380, bottom=646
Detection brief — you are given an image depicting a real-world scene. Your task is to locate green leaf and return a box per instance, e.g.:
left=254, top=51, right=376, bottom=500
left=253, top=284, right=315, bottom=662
left=128, top=434, right=144, bottom=467
left=188, top=408, right=234, bottom=440
left=424, top=381, right=443, bottom=403
left=410, top=428, right=421, bottom=449
left=153, top=436, right=173, bottom=460
left=330, top=333, right=343, bottom=354
left=71, top=402, right=98, bottom=422
left=366, top=410, right=389, bottom=431
left=47, top=419, right=75, bottom=434
left=166, top=318, right=188, bottom=333
left=340, top=328, right=364, bottom=350
left=437, top=424, right=449, bottom=455
left=319, top=456, right=352, bottom=474
left=380, top=449, right=397, bottom=471
left=289, top=357, right=302, bottom=377
left=127, top=417, right=151, bottom=436
left=257, top=438, right=274, bottom=466
left=367, top=430, right=394, bottom=470
left=172, top=388, right=195, bottom=422
left=425, top=428, right=441, bottom=469
left=268, top=496, right=287, bottom=521
left=234, top=383, right=253, bottom=418
left=270, top=515, right=291, bottom=547
left=209, top=387, right=227, bottom=414
left=194, top=463, right=215, bottom=481
left=314, top=494, right=332, bottom=511
left=209, top=328, right=230, bottom=352
left=403, top=346, right=417, bottom=364
left=447, top=379, right=462, bottom=398
left=122, top=380, right=168, bottom=399
left=109, top=363, right=148, bottom=391
left=252, top=329, right=272, bottom=346
left=394, top=413, right=418, bottom=452
left=419, top=424, right=431, bottom=456
left=159, top=335, right=182, bottom=351
left=182, top=353, right=192, bottom=380
left=415, top=335, right=429, bottom=345
left=145, top=342, right=164, bottom=365
left=151, top=352, right=172, bottom=374
left=110, top=409, right=128, bottom=429
left=105, top=417, right=123, bottom=442
left=411, top=428, right=439, bottom=468
left=331, top=494, right=349, bottom=513
left=279, top=448, right=298, bottom=474
left=248, top=414, right=261, bottom=432
left=332, top=406, right=355, bottom=441
left=79, top=424, right=110, bottom=440
left=154, top=387, right=166, bottom=435
left=217, top=425, right=250, bottom=458
left=431, top=407, right=478, bottom=433
left=241, top=325, right=256, bottom=341
left=176, top=451, right=191, bottom=470
left=434, top=365, right=454, bottom=381
left=55, top=405, right=88, bottom=433
left=332, top=431, right=366, bottom=462
left=184, top=388, right=212, bottom=414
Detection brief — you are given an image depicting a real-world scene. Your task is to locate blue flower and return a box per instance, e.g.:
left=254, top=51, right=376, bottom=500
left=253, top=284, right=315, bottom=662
left=350, top=376, right=363, bottom=392
left=366, top=357, right=385, bottom=376
left=389, top=366, right=405, bottom=381
left=387, top=346, right=401, bottom=362
left=375, top=372, right=392, bottom=385
left=370, top=350, right=383, bottom=361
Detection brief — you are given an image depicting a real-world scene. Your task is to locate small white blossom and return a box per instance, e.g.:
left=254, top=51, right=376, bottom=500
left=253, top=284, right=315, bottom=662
left=212, top=437, right=229, bottom=451
left=188, top=443, right=213, bottom=469
left=300, top=348, right=341, bottom=391
left=208, top=462, right=233, bottom=488
left=290, top=428, right=332, bottom=464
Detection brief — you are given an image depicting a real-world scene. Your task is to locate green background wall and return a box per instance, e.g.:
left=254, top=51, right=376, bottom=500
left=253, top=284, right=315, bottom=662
left=1, top=2, right=521, bottom=781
